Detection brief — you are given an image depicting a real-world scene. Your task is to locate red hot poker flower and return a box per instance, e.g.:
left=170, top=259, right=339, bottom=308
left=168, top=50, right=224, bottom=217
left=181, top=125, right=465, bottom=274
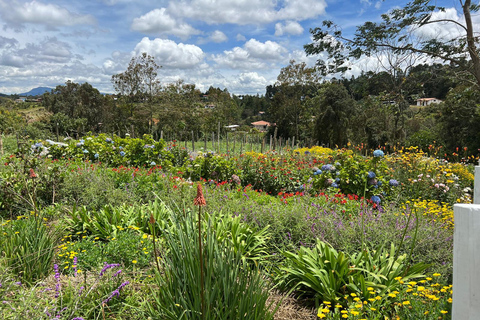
left=193, top=183, right=206, bottom=206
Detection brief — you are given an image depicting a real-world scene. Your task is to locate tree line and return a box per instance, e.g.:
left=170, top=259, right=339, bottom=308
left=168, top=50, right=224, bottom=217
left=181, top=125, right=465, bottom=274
left=0, top=0, right=479, bottom=157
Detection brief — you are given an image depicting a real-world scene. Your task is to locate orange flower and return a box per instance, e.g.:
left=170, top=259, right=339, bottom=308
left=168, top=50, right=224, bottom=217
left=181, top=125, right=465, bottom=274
left=29, top=168, right=37, bottom=178
left=193, top=183, right=206, bottom=206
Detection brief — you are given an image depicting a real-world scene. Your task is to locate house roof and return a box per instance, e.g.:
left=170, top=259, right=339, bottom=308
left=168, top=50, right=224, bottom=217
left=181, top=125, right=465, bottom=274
left=251, top=120, right=270, bottom=126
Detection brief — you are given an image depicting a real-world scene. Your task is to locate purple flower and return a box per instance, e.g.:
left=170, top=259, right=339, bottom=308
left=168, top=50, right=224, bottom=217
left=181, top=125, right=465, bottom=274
left=102, top=281, right=130, bottom=305
left=367, top=171, right=376, bottom=179
left=54, top=264, right=61, bottom=298
left=99, top=263, right=120, bottom=277
left=73, top=256, right=78, bottom=276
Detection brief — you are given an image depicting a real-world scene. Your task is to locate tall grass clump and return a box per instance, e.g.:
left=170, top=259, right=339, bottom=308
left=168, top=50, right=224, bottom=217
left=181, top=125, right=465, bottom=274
left=146, top=202, right=276, bottom=320
left=0, top=216, right=60, bottom=284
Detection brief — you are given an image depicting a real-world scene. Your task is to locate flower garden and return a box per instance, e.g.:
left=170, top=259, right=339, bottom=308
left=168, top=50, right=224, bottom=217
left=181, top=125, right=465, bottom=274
left=0, top=134, right=472, bottom=319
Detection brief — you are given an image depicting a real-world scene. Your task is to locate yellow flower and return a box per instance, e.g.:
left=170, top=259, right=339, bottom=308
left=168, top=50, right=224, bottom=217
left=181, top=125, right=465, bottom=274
left=433, top=273, right=441, bottom=277
left=317, top=313, right=326, bottom=319
left=132, top=260, right=137, bottom=264
left=440, top=310, right=448, bottom=314
left=402, top=301, right=410, bottom=305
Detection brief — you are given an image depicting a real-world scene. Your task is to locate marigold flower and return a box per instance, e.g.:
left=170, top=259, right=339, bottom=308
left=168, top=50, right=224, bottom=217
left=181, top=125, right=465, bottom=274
left=193, top=183, right=206, bottom=206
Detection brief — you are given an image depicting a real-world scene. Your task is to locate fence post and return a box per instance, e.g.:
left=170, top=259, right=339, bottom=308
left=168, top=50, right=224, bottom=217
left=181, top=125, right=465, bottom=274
left=191, top=131, right=195, bottom=152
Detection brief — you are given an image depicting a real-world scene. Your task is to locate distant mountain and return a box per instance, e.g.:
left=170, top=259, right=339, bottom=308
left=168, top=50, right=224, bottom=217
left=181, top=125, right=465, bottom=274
left=19, top=87, right=53, bottom=96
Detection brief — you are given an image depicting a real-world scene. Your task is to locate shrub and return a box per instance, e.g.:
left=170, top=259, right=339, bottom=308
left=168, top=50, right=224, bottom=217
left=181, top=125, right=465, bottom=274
left=146, top=207, right=276, bottom=320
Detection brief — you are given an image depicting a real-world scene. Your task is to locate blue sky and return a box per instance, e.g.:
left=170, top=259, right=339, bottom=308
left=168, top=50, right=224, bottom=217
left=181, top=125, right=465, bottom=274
left=0, top=0, right=467, bottom=95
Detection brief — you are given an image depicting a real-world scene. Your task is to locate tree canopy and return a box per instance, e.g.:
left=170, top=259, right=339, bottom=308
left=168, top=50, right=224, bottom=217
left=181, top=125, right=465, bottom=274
left=305, top=0, right=480, bottom=88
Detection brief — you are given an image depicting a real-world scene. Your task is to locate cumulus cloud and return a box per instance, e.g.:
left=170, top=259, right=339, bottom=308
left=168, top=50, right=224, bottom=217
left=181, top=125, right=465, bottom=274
left=0, top=0, right=95, bottom=29
left=131, top=8, right=200, bottom=39
left=168, top=0, right=327, bottom=25
left=212, top=39, right=287, bottom=70
left=274, top=21, right=304, bottom=36
left=197, top=30, right=228, bottom=44
left=133, top=37, right=205, bottom=69
left=413, top=8, right=471, bottom=41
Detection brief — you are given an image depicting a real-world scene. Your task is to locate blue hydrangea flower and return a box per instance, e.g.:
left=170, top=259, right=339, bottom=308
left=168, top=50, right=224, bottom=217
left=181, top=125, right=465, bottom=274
left=373, top=149, right=384, bottom=157
left=389, top=179, right=399, bottom=187
left=79, top=139, right=85, bottom=144
left=34, top=142, right=43, bottom=148
left=321, top=164, right=333, bottom=171
left=94, top=153, right=99, bottom=159
left=150, top=161, right=156, bottom=166
left=377, top=180, right=383, bottom=187
left=144, top=144, right=151, bottom=148
left=370, top=195, right=381, bottom=204
left=313, top=169, right=322, bottom=175
left=119, top=151, right=125, bottom=157
left=119, top=146, right=123, bottom=150
left=367, top=171, right=376, bottom=179
left=106, top=138, right=112, bottom=143
left=331, top=182, right=339, bottom=188
left=335, top=178, right=340, bottom=183
left=82, top=149, right=89, bottom=154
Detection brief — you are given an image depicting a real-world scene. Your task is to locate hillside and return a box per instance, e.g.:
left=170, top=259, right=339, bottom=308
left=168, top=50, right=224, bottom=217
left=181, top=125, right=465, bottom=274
left=19, top=87, right=53, bottom=96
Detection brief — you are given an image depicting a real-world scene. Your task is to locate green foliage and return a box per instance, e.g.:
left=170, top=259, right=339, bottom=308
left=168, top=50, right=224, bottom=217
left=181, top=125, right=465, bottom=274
left=210, top=213, right=271, bottom=268
left=273, top=240, right=429, bottom=307
left=147, top=208, right=276, bottom=320
left=0, top=217, right=60, bottom=284
left=64, top=200, right=172, bottom=240
left=184, top=152, right=238, bottom=182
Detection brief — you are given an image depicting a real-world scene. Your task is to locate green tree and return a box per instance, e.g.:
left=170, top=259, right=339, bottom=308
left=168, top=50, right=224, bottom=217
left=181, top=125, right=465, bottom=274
left=438, top=85, right=480, bottom=153
left=311, top=82, right=355, bottom=147
left=268, top=60, right=321, bottom=140
left=305, top=0, right=480, bottom=87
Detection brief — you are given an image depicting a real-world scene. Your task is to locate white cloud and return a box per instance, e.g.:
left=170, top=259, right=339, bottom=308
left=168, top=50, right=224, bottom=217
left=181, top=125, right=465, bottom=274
left=236, top=34, right=246, bottom=41
left=244, top=39, right=287, bottom=59
left=131, top=8, right=200, bottom=39
left=275, top=21, right=304, bottom=36
left=0, top=0, right=95, bottom=29
left=413, top=8, right=469, bottom=41
left=276, top=0, right=327, bottom=21
left=133, top=37, right=205, bottom=69
left=212, top=39, right=287, bottom=71
left=0, top=37, right=74, bottom=68
left=210, top=30, right=228, bottom=43
left=197, top=30, right=228, bottom=44
left=168, top=0, right=327, bottom=25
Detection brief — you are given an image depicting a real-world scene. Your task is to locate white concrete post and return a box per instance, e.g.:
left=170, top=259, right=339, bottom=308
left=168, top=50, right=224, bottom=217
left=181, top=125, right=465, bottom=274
left=452, top=166, right=480, bottom=319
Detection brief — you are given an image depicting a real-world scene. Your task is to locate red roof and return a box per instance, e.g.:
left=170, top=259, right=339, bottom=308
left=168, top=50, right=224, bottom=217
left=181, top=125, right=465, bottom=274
left=251, top=121, right=271, bottom=126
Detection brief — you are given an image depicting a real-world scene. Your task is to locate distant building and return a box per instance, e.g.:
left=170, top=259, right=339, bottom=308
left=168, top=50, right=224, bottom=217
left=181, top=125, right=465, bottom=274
left=417, top=98, right=442, bottom=106
left=224, top=125, right=240, bottom=131
left=251, top=120, right=272, bottom=132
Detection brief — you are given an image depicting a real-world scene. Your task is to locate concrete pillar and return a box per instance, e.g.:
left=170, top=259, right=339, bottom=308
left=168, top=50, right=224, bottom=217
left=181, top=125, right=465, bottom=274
left=452, top=165, right=480, bottom=319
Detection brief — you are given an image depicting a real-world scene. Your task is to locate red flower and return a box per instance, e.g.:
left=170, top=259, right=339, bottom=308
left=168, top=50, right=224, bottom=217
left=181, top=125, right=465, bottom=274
left=29, top=168, right=37, bottom=178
